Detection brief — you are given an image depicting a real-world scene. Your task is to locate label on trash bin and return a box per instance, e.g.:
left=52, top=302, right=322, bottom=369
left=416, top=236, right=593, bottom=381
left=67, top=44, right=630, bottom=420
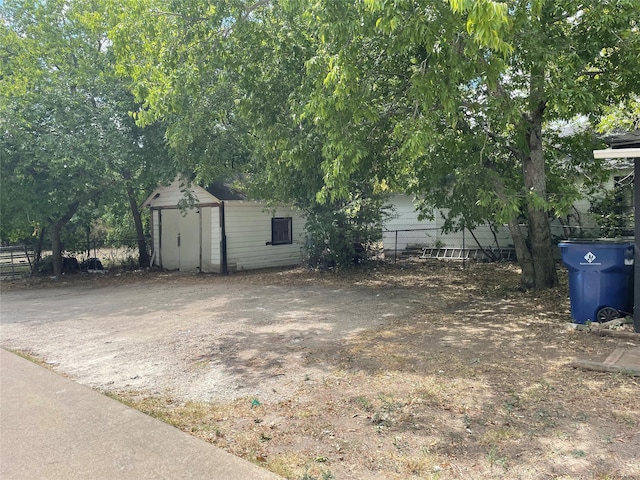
left=580, top=251, right=601, bottom=265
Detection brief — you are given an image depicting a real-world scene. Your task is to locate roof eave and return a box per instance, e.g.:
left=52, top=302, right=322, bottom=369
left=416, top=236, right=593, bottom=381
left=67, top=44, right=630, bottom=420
left=593, top=148, right=640, bottom=159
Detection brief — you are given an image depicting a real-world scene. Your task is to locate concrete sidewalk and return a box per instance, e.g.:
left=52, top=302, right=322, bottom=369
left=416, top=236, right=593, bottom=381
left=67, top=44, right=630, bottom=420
left=0, top=348, right=282, bottom=479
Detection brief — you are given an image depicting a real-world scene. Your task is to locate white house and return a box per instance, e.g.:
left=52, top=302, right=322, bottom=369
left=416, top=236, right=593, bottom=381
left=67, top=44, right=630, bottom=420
left=382, top=193, right=513, bottom=255
left=144, top=179, right=306, bottom=273
left=383, top=159, right=633, bottom=258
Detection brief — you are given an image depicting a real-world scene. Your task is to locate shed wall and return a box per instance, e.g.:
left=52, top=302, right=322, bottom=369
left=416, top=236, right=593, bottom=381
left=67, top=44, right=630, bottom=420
left=198, top=206, right=221, bottom=273
left=210, top=207, right=221, bottom=271
left=224, top=202, right=305, bottom=271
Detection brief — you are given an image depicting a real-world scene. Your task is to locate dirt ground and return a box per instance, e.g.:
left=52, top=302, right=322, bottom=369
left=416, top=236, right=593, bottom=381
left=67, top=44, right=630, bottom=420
left=1, top=262, right=639, bottom=480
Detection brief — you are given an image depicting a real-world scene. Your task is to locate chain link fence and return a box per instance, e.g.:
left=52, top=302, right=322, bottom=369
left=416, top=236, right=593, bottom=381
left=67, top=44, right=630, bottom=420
left=383, top=224, right=635, bottom=264
left=3, top=224, right=633, bottom=278
left=383, top=226, right=514, bottom=263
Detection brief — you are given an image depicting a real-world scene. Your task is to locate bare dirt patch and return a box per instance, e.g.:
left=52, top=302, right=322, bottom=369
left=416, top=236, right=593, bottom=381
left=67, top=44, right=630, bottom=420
left=1, top=262, right=639, bottom=479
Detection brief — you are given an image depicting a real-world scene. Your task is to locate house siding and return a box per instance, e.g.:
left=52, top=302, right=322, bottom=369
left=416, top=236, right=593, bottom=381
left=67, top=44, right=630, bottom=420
left=384, top=167, right=630, bottom=254
left=224, top=202, right=305, bottom=271
left=383, top=194, right=436, bottom=252
left=383, top=194, right=513, bottom=252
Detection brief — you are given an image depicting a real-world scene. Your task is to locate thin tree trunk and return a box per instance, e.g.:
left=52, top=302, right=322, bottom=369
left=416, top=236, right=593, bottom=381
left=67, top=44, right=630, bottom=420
left=32, top=226, right=46, bottom=275
left=126, top=182, right=150, bottom=268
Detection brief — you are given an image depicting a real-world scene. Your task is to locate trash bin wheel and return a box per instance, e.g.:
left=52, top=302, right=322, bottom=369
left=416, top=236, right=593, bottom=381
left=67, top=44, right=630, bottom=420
left=596, top=307, right=621, bottom=322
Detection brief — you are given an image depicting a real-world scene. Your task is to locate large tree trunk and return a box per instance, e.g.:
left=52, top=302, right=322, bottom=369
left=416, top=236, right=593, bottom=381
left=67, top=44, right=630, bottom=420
left=47, top=201, right=80, bottom=277
left=507, top=218, right=535, bottom=289
left=489, top=169, right=540, bottom=289
left=523, top=148, right=557, bottom=289
left=522, top=68, right=558, bottom=289
left=49, top=224, right=63, bottom=277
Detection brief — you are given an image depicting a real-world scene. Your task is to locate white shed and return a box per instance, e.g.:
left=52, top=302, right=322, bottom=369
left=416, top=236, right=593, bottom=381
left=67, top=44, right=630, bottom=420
left=144, top=179, right=306, bottom=273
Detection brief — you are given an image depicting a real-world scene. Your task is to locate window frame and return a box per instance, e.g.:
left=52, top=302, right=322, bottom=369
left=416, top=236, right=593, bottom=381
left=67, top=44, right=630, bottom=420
left=271, top=217, right=293, bottom=245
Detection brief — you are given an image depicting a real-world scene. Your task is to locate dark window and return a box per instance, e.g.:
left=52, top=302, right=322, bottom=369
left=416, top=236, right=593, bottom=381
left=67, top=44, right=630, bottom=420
left=272, top=217, right=292, bottom=245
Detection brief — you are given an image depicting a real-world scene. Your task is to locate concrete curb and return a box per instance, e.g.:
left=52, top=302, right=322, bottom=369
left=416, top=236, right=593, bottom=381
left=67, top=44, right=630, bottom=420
left=0, top=348, right=283, bottom=480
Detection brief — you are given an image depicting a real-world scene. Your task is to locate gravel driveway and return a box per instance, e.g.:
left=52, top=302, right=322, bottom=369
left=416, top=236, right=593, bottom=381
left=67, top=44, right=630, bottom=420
left=0, top=272, right=415, bottom=403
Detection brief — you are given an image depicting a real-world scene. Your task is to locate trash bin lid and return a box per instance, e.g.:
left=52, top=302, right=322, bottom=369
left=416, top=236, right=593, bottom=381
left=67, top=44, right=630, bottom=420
left=559, top=238, right=634, bottom=244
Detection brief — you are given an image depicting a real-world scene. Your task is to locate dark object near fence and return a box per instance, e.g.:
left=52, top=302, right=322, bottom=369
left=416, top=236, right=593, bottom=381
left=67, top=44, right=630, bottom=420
left=352, top=242, right=366, bottom=264
left=62, top=257, right=80, bottom=271
left=81, top=258, right=104, bottom=270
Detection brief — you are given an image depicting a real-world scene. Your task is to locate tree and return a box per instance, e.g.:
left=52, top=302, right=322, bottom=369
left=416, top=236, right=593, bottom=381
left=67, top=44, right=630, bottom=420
left=110, top=0, right=390, bottom=266
left=108, top=0, right=639, bottom=286
left=292, top=0, right=639, bottom=288
left=1, top=0, right=173, bottom=274
left=598, top=96, right=640, bottom=134
left=2, top=0, right=106, bottom=274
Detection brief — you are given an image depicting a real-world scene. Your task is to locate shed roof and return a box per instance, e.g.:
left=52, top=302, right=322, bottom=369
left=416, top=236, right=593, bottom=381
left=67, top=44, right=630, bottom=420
left=144, top=178, right=251, bottom=208
left=205, top=182, right=247, bottom=201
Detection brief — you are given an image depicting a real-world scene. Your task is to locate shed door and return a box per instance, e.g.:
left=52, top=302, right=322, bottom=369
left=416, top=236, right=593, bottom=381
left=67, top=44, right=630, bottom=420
left=179, top=208, right=201, bottom=271
left=160, top=208, right=201, bottom=271
left=160, top=209, right=180, bottom=270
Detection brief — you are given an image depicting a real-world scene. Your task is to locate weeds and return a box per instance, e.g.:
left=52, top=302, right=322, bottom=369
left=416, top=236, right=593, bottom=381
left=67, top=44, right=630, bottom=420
left=570, top=449, right=587, bottom=458
left=502, top=392, right=521, bottom=415
left=7, top=349, right=50, bottom=368
left=300, top=469, right=334, bottom=480
left=487, top=445, right=509, bottom=471
left=353, top=395, right=373, bottom=412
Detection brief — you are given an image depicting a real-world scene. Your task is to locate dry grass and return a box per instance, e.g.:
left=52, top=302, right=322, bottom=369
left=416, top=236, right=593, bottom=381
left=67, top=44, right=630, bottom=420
left=103, top=261, right=640, bottom=480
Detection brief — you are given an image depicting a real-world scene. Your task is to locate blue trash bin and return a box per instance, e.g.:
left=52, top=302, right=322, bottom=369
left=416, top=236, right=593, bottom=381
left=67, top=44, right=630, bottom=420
left=558, top=240, right=634, bottom=324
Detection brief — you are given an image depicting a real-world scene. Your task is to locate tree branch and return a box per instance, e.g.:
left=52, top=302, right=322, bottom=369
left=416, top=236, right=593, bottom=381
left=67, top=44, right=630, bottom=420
left=48, top=199, right=80, bottom=229
left=458, top=112, right=526, bottom=163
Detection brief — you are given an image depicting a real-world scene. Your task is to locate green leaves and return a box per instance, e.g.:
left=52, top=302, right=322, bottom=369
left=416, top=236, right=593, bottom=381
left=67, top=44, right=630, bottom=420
left=1, top=0, right=171, bottom=269
left=448, top=0, right=512, bottom=56
left=68, top=0, right=639, bottom=284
